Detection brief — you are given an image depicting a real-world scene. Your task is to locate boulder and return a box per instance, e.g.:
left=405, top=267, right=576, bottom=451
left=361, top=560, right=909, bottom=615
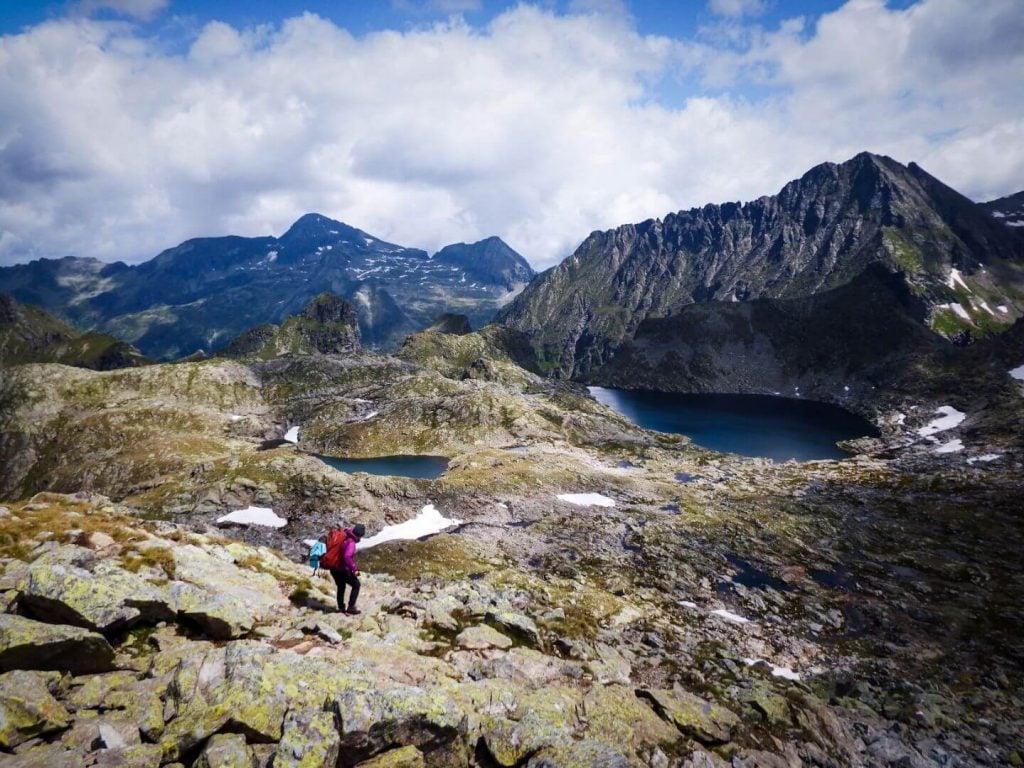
left=485, top=610, right=540, bottom=647
left=274, top=709, right=341, bottom=768
left=194, top=733, right=253, bottom=768
left=21, top=559, right=171, bottom=633
left=166, top=543, right=287, bottom=638
left=167, top=581, right=256, bottom=639
left=0, top=614, right=115, bottom=673
left=525, top=739, right=631, bottom=768
left=330, top=683, right=469, bottom=763
left=581, top=685, right=680, bottom=752
left=455, top=624, right=514, bottom=650
left=1, top=742, right=83, bottom=767
left=477, top=687, right=577, bottom=767
left=0, top=669, right=70, bottom=748
left=637, top=689, right=740, bottom=746
left=91, top=744, right=165, bottom=768
left=355, top=746, right=426, bottom=767
left=159, top=644, right=347, bottom=762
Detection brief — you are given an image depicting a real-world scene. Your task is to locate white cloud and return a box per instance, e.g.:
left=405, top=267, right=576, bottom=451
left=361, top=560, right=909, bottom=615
left=0, top=1, right=1021, bottom=269
left=708, top=0, right=768, bottom=18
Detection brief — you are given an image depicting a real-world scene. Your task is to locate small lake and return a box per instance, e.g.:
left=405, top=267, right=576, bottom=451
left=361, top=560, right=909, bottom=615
left=316, top=455, right=449, bottom=479
left=589, top=387, right=878, bottom=462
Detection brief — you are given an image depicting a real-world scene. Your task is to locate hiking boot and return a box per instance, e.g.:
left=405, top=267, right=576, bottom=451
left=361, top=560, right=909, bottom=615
left=345, top=608, right=361, bottom=615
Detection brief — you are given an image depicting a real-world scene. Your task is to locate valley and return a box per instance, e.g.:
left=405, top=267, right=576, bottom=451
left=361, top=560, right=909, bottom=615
left=0, top=151, right=1022, bottom=767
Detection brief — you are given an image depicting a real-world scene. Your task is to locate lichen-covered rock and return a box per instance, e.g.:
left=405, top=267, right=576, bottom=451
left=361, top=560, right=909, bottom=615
left=354, top=745, right=426, bottom=768
left=91, top=743, right=164, bottom=768
left=1, top=742, right=83, bottom=767
left=194, top=732, right=254, bottom=768
left=331, top=682, right=469, bottom=763
left=585, top=643, right=632, bottom=686
left=164, top=542, right=287, bottom=638
left=167, top=581, right=256, bottom=639
left=477, top=687, right=578, bottom=767
left=637, top=689, right=740, bottom=746
left=525, top=739, right=632, bottom=768
left=456, top=624, right=513, bottom=650
left=159, top=643, right=351, bottom=762
left=738, top=683, right=792, bottom=728
left=0, top=669, right=70, bottom=748
left=274, top=709, right=340, bottom=768
left=581, top=685, right=680, bottom=753
left=0, top=614, right=115, bottom=673
left=21, top=558, right=171, bottom=633
left=485, top=609, right=540, bottom=646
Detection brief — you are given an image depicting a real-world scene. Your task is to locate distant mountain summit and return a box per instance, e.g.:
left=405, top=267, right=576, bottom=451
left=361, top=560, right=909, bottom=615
left=980, top=191, right=1024, bottom=228
left=498, top=152, right=1024, bottom=379
left=0, top=215, right=534, bottom=360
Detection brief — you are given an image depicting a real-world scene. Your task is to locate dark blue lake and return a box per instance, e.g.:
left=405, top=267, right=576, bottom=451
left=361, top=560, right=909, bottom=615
left=589, top=387, right=878, bottom=461
left=317, top=455, right=449, bottom=479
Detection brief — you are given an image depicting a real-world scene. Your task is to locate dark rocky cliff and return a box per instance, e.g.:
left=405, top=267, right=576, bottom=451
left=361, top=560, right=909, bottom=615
left=498, top=153, right=1024, bottom=379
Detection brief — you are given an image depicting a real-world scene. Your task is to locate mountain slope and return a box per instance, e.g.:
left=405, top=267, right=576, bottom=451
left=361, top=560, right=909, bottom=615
left=220, top=292, right=361, bottom=359
left=980, top=190, right=1024, bottom=228
left=590, top=264, right=1024, bottom=424
left=498, top=153, right=1024, bottom=379
left=0, top=294, right=149, bottom=370
left=0, top=216, right=534, bottom=360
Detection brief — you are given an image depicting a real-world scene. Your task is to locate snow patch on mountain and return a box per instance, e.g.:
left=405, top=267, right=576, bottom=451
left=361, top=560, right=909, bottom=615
left=917, top=406, right=966, bottom=437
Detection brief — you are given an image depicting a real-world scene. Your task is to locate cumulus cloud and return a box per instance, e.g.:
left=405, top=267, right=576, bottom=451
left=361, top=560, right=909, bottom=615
left=0, top=1, right=1021, bottom=268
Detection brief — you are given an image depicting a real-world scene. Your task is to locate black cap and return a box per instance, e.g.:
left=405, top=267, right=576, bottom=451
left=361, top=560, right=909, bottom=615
left=353, top=523, right=366, bottom=538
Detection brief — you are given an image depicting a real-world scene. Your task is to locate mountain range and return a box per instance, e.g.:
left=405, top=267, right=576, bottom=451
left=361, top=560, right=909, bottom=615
left=497, top=152, right=1024, bottom=382
left=0, top=215, right=534, bottom=360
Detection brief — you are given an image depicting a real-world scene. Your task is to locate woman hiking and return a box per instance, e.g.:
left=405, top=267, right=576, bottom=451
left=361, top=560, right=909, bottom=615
left=319, top=522, right=365, bottom=614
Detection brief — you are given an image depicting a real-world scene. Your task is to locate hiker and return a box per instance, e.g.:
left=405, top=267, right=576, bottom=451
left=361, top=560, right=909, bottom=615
left=319, top=523, right=365, bottom=615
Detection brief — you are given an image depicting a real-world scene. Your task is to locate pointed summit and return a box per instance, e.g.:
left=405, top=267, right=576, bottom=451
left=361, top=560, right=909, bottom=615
left=280, top=213, right=364, bottom=244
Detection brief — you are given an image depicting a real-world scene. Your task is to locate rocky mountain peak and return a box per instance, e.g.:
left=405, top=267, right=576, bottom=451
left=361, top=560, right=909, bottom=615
left=222, top=292, right=360, bottom=359
left=498, top=152, right=1024, bottom=379
left=279, top=212, right=363, bottom=244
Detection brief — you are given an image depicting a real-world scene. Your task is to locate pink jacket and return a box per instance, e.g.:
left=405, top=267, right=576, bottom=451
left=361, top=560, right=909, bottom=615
left=341, top=530, right=358, bottom=572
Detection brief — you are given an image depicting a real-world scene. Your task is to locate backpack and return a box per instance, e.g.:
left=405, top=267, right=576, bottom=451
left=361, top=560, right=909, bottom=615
left=318, top=529, right=349, bottom=571
left=307, top=540, right=327, bottom=573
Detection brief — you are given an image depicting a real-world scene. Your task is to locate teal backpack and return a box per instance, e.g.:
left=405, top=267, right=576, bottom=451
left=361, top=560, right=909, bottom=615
left=308, top=539, right=327, bottom=574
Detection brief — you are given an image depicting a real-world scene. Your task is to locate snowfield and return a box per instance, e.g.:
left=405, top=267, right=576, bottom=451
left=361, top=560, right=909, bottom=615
left=917, top=406, right=966, bottom=437
left=217, top=507, right=287, bottom=528
left=556, top=493, right=616, bottom=507
left=359, top=504, right=462, bottom=550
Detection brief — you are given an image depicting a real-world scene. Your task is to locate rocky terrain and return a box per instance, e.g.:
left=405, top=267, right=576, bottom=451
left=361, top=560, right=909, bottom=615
left=0, top=215, right=534, bottom=359
left=497, top=153, right=1024, bottom=381
left=1, top=289, right=1023, bottom=766
left=0, top=294, right=150, bottom=371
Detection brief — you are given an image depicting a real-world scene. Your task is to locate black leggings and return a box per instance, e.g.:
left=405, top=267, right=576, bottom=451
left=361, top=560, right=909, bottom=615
left=330, top=569, right=360, bottom=611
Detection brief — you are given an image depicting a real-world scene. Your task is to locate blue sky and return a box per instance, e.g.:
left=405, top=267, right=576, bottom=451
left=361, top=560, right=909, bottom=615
left=0, top=0, right=1020, bottom=267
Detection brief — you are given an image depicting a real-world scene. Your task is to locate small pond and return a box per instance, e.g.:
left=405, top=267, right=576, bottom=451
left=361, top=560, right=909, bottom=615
left=589, top=387, right=878, bottom=462
left=316, top=454, right=449, bottom=479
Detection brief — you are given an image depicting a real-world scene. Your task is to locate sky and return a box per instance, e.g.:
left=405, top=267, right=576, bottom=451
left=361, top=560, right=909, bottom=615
left=0, top=0, right=1021, bottom=269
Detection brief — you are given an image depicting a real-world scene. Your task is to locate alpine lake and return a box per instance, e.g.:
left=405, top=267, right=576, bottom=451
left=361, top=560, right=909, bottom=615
left=315, top=454, right=450, bottom=479
left=588, top=386, right=879, bottom=462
